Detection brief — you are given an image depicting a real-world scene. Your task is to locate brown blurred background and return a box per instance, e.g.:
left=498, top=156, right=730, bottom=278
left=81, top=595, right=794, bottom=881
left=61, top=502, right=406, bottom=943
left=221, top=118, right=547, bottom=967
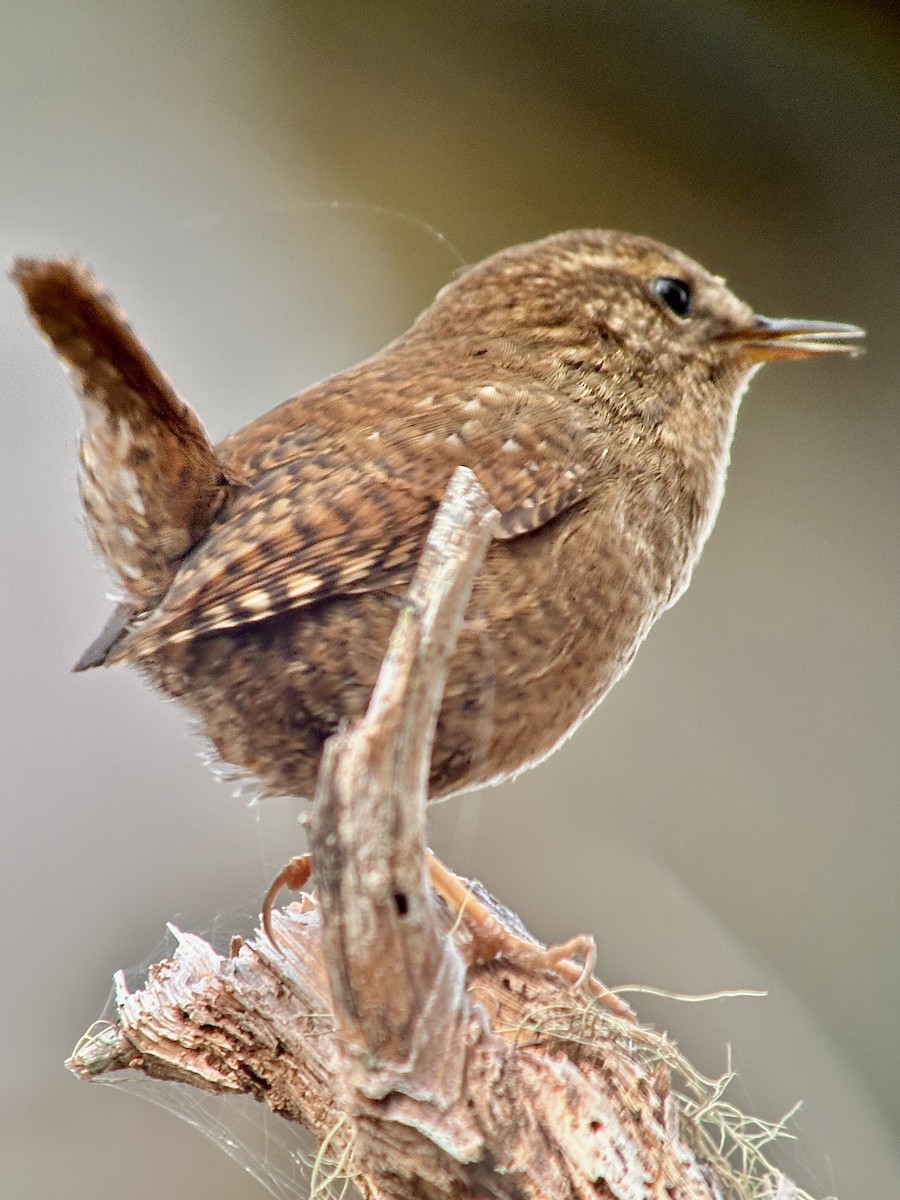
left=1, top=3, right=898, bottom=1198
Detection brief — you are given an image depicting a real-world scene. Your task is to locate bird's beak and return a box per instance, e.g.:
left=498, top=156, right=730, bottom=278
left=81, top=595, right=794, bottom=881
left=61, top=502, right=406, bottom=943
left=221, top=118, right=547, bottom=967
left=723, top=315, right=865, bottom=361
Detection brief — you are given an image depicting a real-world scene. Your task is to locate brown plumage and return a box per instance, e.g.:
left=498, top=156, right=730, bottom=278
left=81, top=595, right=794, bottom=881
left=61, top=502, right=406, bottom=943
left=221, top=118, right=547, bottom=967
left=13, top=232, right=862, bottom=801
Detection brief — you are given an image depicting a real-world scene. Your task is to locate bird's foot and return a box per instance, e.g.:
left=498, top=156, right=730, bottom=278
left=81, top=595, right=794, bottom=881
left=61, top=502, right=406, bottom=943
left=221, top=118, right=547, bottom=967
left=426, top=851, right=634, bottom=1021
left=262, top=853, right=313, bottom=945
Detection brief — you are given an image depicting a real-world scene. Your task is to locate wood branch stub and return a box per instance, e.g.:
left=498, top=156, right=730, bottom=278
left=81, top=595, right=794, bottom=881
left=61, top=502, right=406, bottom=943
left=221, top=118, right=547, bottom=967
left=309, top=465, right=498, bottom=1083
left=68, top=468, right=729, bottom=1200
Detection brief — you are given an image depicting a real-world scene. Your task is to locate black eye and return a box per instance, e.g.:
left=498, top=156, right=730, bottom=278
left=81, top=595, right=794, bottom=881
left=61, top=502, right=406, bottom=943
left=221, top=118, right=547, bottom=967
left=651, top=276, right=692, bottom=318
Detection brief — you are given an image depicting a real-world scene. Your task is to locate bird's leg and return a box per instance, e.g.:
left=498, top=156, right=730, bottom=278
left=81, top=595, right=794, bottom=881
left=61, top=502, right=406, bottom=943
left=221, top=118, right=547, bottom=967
left=426, top=851, right=634, bottom=1021
left=262, top=854, right=313, bottom=945
left=263, top=849, right=633, bottom=1020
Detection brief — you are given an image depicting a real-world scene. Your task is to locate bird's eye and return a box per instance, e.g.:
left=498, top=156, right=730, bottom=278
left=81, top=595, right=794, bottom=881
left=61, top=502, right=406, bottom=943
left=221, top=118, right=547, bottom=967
left=651, top=277, right=692, bottom=318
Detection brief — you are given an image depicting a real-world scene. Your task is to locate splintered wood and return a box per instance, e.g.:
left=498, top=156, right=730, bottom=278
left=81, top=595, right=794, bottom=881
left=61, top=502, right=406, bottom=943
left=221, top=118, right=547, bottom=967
left=67, top=469, right=720, bottom=1200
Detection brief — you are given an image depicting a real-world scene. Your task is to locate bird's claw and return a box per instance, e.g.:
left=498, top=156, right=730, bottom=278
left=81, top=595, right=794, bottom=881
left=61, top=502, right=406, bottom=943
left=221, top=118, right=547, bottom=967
left=262, top=853, right=313, bottom=947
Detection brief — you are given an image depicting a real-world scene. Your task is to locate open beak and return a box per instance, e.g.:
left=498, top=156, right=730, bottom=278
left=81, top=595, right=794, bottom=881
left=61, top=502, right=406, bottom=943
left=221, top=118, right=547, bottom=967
left=723, top=316, right=865, bottom=361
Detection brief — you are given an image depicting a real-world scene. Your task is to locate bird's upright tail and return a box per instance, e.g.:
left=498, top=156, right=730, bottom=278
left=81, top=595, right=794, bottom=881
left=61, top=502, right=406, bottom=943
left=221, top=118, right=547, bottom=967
left=12, top=259, right=232, bottom=654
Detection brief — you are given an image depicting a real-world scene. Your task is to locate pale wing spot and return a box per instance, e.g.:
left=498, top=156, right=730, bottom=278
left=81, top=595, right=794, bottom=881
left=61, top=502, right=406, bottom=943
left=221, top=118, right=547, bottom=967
left=366, top=430, right=382, bottom=441
left=415, top=395, right=436, bottom=409
left=120, top=561, right=143, bottom=581
left=478, top=384, right=500, bottom=398
left=501, top=438, right=521, bottom=453
left=462, top=397, right=483, bottom=414
left=340, top=549, right=378, bottom=578
left=241, top=589, right=274, bottom=613
left=284, top=574, right=322, bottom=600
left=445, top=432, right=463, bottom=449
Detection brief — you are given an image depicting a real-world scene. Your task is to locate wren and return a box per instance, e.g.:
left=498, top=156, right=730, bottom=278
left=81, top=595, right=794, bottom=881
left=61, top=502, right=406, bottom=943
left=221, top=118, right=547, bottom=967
left=13, top=231, right=863, bottom=804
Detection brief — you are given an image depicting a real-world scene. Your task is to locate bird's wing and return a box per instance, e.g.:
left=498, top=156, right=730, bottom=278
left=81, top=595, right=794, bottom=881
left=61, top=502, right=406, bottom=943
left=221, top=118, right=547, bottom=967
left=113, top=384, right=598, bottom=660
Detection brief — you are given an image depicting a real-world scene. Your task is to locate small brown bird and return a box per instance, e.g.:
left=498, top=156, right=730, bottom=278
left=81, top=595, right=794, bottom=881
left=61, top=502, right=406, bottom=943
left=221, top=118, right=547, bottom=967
left=13, top=231, right=862, bottom=806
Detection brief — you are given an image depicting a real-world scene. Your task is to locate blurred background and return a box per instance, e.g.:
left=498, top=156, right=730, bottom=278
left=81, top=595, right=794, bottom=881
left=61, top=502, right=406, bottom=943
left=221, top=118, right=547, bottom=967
left=1, top=2, right=897, bottom=1197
